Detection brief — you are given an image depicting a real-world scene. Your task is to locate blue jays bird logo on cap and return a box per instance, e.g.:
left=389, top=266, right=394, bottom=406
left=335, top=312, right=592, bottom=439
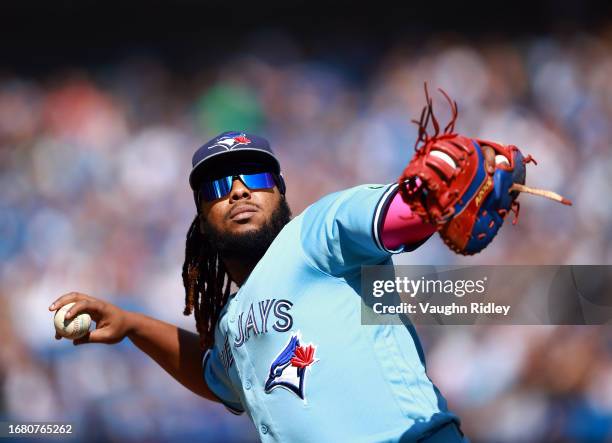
left=208, top=132, right=252, bottom=151
left=264, top=333, right=317, bottom=400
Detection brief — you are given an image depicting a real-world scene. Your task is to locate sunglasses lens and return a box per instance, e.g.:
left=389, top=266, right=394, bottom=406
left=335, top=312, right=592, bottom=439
left=199, top=172, right=277, bottom=202
left=200, top=176, right=233, bottom=201
left=239, top=172, right=276, bottom=190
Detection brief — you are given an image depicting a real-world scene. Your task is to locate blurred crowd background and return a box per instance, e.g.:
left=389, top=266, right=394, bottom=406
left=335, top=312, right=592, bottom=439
left=1, top=2, right=612, bottom=442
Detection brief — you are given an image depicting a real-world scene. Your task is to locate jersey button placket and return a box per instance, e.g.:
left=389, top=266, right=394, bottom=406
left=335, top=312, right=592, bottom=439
left=237, top=339, right=277, bottom=440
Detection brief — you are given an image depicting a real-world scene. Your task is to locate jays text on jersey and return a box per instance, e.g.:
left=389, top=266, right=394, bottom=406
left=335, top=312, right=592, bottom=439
left=202, top=183, right=459, bottom=443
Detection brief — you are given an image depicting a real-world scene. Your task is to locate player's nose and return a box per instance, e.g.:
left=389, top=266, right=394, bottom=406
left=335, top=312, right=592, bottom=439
left=229, top=177, right=252, bottom=201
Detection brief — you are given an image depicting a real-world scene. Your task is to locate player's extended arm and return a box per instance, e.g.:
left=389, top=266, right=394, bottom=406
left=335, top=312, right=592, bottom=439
left=48, top=292, right=220, bottom=403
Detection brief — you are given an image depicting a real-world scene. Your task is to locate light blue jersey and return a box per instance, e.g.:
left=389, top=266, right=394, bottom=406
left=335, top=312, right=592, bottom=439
left=202, top=183, right=459, bottom=442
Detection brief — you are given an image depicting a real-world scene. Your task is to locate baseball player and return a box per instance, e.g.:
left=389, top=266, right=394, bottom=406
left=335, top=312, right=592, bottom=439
left=50, top=89, right=563, bottom=442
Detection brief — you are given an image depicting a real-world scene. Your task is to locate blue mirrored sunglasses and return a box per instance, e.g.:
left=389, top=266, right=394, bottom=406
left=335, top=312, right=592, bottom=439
left=199, top=172, right=277, bottom=202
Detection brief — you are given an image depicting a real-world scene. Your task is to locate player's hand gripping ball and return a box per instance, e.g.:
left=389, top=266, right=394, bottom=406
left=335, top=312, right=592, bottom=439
left=398, top=84, right=569, bottom=255
left=54, top=302, right=92, bottom=339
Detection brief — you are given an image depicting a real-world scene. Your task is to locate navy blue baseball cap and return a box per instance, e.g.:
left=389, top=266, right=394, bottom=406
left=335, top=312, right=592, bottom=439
left=189, top=131, right=282, bottom=191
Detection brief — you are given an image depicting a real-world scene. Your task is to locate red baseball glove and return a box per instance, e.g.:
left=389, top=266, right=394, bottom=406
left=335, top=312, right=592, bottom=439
left=398, top=85, right=542, bottom=255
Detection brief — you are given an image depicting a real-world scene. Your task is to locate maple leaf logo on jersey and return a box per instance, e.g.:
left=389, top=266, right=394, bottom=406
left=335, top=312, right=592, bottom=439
left=208, top=132, right=252, bottom=151
left=264, top=333, right=317, bottom=400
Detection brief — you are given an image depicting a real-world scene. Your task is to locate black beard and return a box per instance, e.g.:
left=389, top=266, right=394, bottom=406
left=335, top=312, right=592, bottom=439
left=201, top=197, right=292, bottom=265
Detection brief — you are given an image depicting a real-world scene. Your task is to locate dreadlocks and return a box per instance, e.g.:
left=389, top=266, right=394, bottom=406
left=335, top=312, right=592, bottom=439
left=182, top=214, right=232, bottom=351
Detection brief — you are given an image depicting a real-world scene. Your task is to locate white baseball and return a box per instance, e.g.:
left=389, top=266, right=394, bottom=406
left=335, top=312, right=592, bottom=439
left=54, top=302, right=92, bottom=339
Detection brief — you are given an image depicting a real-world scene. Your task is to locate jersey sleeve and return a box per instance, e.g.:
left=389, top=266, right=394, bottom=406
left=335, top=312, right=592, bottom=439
left=202, top=343, right=245, bottom=415
left=300, top=183, right=407, bottom=277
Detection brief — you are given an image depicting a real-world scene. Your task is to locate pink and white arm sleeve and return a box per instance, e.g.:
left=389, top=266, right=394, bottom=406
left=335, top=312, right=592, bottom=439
left=381, top=188, right=436, bottom=251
